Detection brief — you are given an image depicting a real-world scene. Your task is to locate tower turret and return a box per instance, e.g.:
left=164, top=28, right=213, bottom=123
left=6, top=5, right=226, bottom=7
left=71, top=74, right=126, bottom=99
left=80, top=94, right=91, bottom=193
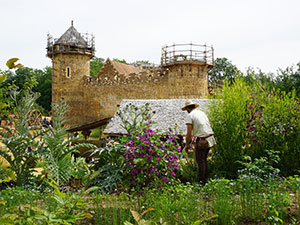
left=47, top=21, right=95, bottom=126
left=161, top=43, right=214, bottom=98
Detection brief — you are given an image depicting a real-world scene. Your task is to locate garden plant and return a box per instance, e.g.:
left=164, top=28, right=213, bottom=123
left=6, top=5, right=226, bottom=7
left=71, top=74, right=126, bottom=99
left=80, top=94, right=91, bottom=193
left=1, top=59, right=300, bottom=224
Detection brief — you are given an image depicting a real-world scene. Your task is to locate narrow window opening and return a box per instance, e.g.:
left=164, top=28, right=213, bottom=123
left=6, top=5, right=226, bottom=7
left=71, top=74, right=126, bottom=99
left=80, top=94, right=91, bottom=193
left=66, top=66, right=71, bottom=78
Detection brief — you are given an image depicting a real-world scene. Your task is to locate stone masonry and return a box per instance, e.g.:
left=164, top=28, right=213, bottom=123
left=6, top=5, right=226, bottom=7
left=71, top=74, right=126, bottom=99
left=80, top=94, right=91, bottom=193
left=47, top=23, right=214, bottom=127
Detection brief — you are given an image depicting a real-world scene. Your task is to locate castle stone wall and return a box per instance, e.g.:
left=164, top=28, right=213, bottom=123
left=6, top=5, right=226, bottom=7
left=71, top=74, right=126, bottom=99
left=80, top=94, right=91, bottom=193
left=81, top=63, right=209, bottom=124
left=52, top=53, right=90, bottom=126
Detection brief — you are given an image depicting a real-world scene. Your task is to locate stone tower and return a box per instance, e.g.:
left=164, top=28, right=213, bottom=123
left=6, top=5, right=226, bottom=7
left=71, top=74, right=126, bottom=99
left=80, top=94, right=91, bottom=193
left=46, top=21, right=95, bottom=126
left=161, top=43, right=214, bottom=99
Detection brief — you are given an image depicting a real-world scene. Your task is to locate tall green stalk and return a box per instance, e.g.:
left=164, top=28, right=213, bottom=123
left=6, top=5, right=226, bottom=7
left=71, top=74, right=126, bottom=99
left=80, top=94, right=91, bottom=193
left=0, top=90, right=40, bottom=186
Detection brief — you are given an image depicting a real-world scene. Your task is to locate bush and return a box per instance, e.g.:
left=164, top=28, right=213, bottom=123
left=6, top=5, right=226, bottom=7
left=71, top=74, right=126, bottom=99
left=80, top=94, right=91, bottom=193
left=0, top=90, right=40, bottom=186
left=209, top=78, right=300, bottom=178
left=118, top=104, right=182, bottom=191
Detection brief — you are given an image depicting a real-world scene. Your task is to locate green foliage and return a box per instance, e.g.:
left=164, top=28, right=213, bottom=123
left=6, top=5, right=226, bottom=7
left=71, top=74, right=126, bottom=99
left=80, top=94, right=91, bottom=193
left=33, top=66, right=52, bottom=112
left=1, top=179, right=300, bottom=224
left=237, top=150, right=280, bottom=183
left=275, top=62, right=300, bottom=98
left=38, top=99, right=72, bottom=186
left=3, top=66, right=52, bottom=113
left=91, top=142, right=125, bottom=193
left=124, top=208, right=155, bottom=225
left=38, top=99, right=99, bottom=187
left=0, top=90, right=40, bottom=186
left=38, top=100, right=78, bottom=186
left=90, top=57, right=104, bottom=77
left=118, top=104, right=182, bottom=191
left=6, top=58, right=23, bottom=69
left=0, top=180, right=93, bottom=225
left=113, top=58, right=127, bottom=64
left=0, top=165, right=16, bottom=185
left=4, top=67, right=38, bottom=93
left=208, top=57, right=241, bottom=86
left=0, top=58, right=24, bottom=116
left=176, top=156, right=198, bottom=183
left=209, top=78, right=300, bottom=178
left=209, top=79, right=250, bottom=178
left=242, top=67, right=276, bottom=90
left=0, top=73, right=9, bottom=116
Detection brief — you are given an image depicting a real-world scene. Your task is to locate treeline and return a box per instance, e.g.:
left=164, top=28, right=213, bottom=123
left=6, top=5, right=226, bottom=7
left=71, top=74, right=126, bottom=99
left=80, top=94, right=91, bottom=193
left=1, top=57, right=299, bottom=115
left=209, top=58, right=300, bottom=98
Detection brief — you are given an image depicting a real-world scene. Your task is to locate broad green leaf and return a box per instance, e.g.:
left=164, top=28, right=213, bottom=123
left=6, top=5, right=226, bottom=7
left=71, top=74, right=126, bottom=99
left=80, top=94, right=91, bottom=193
left=6, top=58, right=23, bottom=69
left=0, top=74, right=6, bottom=82
left=0, top=218, right=14, bottom=225
left=192, top=214, right=218, bottom=225
left=124, top=221, right=134, bottom=225
left=0, top=102, right=8, bottom=109
left=83, top=186, right=101, bottom=194
left=141, top=207, right=154, bottom=216
left=130, top=209, right=141, bottom=222
left=0, top=200, right=6, bottom=205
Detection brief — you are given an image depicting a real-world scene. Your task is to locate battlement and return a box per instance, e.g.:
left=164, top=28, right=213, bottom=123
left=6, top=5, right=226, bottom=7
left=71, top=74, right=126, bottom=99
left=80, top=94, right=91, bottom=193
left=83, top=70, right=168, bottom=87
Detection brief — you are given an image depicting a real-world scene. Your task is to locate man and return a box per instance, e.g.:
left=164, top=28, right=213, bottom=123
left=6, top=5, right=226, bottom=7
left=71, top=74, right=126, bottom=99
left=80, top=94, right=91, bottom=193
left=182, top=100, right=216, bottom=184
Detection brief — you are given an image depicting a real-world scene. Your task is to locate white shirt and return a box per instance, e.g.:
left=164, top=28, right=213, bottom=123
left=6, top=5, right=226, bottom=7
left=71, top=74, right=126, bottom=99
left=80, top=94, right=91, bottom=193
left=186, top=108, right=216, bottom=147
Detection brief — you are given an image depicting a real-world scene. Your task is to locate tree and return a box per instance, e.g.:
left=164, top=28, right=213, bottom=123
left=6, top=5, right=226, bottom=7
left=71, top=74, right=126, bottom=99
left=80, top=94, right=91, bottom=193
left=242, top=67, right=276, bottom=90
left=274, top=62, right=300, bottom=98
left=90, top=57, right=104, bottom=77
left=4, top=67, right=38, bottom=92
left=3, top=66, right=52, bottom=114
left=33, top=66, right=52, bottom=112
left=113, top=58, right=127, bottom=64
left=208, top=58, right=241, bottom=86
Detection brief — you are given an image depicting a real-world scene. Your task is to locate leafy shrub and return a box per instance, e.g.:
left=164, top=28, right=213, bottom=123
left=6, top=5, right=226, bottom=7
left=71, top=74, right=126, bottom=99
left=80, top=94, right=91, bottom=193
left=91, top=142, right=125, bottom=193
left=0, top=90, right=40, bottom=186
left=209, top=78, right=300, bottom=178
left=237, top=149, right=280, bottom=183
left=118, top=104, right=182, bottom=191
left=38, top=99, right=97, bottom=187
left=176, top=156, right=198, bottom=183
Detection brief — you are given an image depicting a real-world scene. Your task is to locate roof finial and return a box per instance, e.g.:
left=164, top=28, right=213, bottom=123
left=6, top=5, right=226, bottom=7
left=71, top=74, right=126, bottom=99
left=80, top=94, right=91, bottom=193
left=71, top=20, right=74, bottom=26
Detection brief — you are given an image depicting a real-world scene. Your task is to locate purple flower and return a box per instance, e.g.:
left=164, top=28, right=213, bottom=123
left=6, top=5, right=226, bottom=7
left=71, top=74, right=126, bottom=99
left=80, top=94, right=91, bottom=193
left=173, top=164, right=179, bottom=169
left=161, top=177, right=168, bottom=182
left=131, top=169, right=139, bottom=174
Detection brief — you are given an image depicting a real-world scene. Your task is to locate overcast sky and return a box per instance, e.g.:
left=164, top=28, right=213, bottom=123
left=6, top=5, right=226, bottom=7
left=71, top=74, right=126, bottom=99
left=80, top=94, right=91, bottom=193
left=0, top=0, right=299, bottom=74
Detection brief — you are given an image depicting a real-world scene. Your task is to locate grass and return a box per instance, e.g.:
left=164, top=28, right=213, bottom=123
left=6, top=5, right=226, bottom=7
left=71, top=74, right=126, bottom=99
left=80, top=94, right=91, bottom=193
left=1, top=177, right=300, bottom=224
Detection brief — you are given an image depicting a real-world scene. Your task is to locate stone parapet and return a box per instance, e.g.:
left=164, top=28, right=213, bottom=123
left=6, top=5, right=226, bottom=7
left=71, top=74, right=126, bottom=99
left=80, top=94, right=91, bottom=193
left=83, top=70, right=168, bottom=87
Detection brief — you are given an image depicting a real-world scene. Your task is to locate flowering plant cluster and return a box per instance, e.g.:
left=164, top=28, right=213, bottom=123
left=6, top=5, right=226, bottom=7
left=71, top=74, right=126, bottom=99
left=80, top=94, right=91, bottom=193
left=209, top=79, right=300, bottom=177
left=118, top=104, right=182, bottom=190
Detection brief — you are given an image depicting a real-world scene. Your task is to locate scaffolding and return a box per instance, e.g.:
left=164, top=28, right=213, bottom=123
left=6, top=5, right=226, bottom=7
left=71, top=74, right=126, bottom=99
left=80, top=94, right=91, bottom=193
left=161, top=43, right=214, bottom=67
left=46, top=32, right=95, bottom=58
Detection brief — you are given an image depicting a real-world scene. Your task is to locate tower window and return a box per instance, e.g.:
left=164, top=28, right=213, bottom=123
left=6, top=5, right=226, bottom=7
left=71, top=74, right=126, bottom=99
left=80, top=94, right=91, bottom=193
left=66, top=66, right=71, bottom=78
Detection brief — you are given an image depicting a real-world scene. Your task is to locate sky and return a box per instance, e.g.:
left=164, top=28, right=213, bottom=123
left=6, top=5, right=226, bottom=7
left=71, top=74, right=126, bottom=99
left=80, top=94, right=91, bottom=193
left=0, top=0, right=299, bottom=74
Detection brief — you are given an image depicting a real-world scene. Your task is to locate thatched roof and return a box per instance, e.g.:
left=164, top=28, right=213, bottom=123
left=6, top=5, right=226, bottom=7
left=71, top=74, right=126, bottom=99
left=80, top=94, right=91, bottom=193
left=111, top=60, right=144, bottom=75
left=55, top=24, right=87, bottom=47
left=104, top=99, right=214, bottom=135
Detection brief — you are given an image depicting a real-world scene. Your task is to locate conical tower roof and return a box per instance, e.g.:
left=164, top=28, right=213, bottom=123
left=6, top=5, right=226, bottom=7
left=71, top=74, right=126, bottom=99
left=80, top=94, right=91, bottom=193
left=55, top=21, right=87, bottom=47
left=46, top=21, right=95, bottom=58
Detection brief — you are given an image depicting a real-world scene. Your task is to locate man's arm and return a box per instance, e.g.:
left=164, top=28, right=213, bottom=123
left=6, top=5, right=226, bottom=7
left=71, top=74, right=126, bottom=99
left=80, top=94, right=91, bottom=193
left=184, top=124, right=192, bottom=153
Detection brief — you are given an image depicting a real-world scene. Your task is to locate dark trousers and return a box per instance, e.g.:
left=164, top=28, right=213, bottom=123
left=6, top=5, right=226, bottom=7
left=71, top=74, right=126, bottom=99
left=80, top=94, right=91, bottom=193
left=195, top=139, right=210, bottom=184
